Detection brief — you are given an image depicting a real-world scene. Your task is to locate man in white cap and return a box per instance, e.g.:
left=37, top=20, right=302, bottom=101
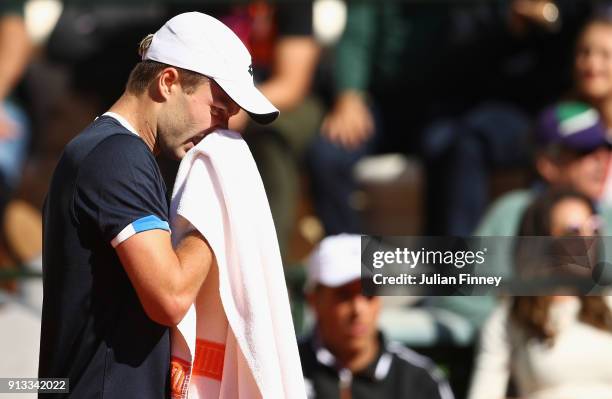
left=39, top=12, right=278, bottom=398
left=300, top=234, right=454, bottom=399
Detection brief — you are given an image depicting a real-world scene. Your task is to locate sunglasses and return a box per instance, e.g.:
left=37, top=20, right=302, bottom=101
left=560, top=215, right=603, bottom=237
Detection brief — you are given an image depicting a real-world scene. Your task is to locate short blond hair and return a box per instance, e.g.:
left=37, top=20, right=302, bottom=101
left=126, top=34, right=208, bottom=95
left=138, top=34, right=154, bottom=59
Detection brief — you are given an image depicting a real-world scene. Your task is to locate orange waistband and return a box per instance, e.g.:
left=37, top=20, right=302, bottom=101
left=192, top=338, right=226, bottom=381
left=170, top=356, right=191, bottom=399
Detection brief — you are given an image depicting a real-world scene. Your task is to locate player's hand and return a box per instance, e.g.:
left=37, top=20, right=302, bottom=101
left=321, top=91, right=374, bottom=150
left=0, top=107, right=17, bottom=139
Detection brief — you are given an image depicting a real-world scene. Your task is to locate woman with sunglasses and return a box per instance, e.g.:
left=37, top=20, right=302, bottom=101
left=468, top=188, right=612, bottom=399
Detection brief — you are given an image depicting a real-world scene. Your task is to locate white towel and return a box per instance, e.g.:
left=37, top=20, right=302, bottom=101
left=169, top=130, right=306, bottom=399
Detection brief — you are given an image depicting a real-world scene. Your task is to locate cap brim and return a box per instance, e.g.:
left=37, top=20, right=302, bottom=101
left=561, top=130, right=611, bottom=153
left=215, top=78, right=279, bottom=124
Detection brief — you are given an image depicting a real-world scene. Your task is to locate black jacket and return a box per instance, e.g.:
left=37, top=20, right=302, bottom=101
left=298, top=332, right=454, bottom=399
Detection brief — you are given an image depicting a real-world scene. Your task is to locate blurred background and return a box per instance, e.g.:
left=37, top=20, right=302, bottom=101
left=3, top=0, right=612, bottom=398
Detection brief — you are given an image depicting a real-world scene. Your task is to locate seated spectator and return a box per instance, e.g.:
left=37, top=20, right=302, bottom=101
left=476, top=102, right=611, bottom=236
left=306, top=0, right=593, bottom=236
left=305, top=1, right=482, bottom=236
left=438, top=0, right=595, bottom=236
left=299, top=234, right=454, bottom=399
left=468, top=188, right=612, bottom=399
left=0, top=3, right=31, bottom=226
left=575, top=10, right=612, bottom=209
left=430, top=101, right=612, bottom=331
left=0, top=2, right=33, bottom=295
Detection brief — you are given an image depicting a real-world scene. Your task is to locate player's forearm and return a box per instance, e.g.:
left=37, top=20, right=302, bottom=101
left=152, top=232, right=213, bottom=326
left=172, top=232, right=214, bottom=313
left=0, top=15, right=32, bottom=100
left=117, top=229, right=213, bottom=326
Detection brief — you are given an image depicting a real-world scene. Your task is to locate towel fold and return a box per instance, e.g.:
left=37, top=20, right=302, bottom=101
left=169, top=130, right=306, bottom=399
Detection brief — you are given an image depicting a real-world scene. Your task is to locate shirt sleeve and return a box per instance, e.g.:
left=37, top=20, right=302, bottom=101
left=74, top=134, right=170, bottom=247
left=0, top=1, right=24, bottom=16
left=335, top=2, right=378, bottom=93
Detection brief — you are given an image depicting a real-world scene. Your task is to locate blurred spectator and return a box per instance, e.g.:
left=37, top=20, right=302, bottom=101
left=575, top=10, right=612, bottom=209
left=0, top=3, right=40, bottom=386
left=0, top=1, right=34, bottom=297
left=468, top=188, right=612, bottom=399
left=428, top=0, right=598, bottom=235
left=430, top=101, right=612, bottom=332
left=477, top=102, right=611, bottom=237
left=299, top=234, right=454, bottom=399
left=306, top=0, right=593, bottom=236
left=307, top=1, right=464, bottom=235
left=0, top=3, right=32, bottom=228
left=575, top=8, right=612, bottom=128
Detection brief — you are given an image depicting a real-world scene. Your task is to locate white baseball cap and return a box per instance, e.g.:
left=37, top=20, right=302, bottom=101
left=143, top=12, right=279, bottom=124
left=306, top=234, right=363, bottom=290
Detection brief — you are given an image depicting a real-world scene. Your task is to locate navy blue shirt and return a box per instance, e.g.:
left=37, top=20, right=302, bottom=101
left=39, top=116, right=171, bottom=398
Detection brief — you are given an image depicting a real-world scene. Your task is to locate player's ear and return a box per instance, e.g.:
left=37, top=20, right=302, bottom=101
left=155, top=67, right=181, bottom=101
